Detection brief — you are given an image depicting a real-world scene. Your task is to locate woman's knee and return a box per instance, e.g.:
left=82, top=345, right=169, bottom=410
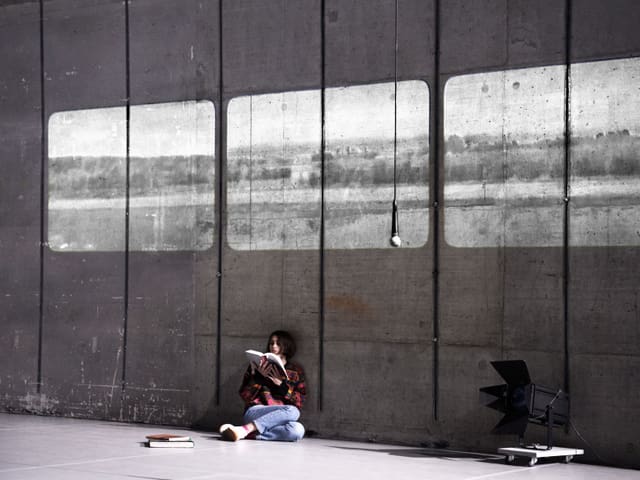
left=243, top=405, right=264, bottom=424
left=287, top=422, right=305, bottom=441
left=283, top=405, right=300, bottom=421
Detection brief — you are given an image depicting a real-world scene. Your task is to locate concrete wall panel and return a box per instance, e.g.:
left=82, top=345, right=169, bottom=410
left=440, top=0, right=565, bottom=74
left=123, top=0, right=220, bottom=427
left=569, top=251, right=640, bottom=357
left=571, top=354, right=640, bottom=468
left=566, top=0, right=640, bottom=467
left=223, top=0, right=321, bottom=95
left=0, top=3, right=41, bottom=411
left=322, top=0, right=434, bottom=445
left=129, top=0, right=219, bottom=104
left=502, top=248, right=565, bottom=354
left=438, top=0, right=569, bottom=459
left=219, top=0, right=322, bottom=425
left=325, top=0, right=433, bottom=85
left=321, top=340, right=432, bottom=443
left=40, top=0, right=127, bottom=419
left=438, top=346, right=504, bottom=450
left=124, top=257, right=199, bottom=425
left=439, top=249, right=503, bottom=348
left=572, top=0, right=640, bottom=62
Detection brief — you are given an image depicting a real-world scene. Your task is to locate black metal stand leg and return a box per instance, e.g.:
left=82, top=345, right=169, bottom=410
left=546, top=406, right=554, bottom=450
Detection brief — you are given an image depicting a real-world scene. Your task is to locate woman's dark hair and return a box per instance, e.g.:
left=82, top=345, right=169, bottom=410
left=267, top=330, right=296, bottom=359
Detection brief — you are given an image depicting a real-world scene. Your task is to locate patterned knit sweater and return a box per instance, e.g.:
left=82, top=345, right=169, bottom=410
left=239, top=361, right=306, bottom=410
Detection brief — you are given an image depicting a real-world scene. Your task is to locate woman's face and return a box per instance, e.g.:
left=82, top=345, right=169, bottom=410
left=268, top=335, right=282, bottom=356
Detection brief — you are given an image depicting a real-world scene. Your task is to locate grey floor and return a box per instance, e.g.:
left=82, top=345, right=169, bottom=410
left=0, top=413, right=636, bottom=480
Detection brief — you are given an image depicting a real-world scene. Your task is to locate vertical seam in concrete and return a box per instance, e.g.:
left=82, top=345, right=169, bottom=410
left=249, top=97, right=253, bottom=244
left=318, top=0, right=327, bottom=411
left=37, top=0, right=45, bottom=394
left=500, top=71, right=507, bottom=359
left=432, top=0, right=441, bottom=422
left=121, top=0, right=131, bottom=392
left=563, top=0, right=572, bottom=401
left=215, top=0, right=225, bottom=406
left=280, top=3, right=286, bottom=316
left=318, top=0, right=326, bottom=412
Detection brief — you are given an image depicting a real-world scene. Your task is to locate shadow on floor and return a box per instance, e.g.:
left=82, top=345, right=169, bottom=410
left=328, top=445, right=505, bottom=462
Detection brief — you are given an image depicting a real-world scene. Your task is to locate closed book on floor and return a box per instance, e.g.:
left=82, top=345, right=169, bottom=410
left=147, top=440, right=194, bottom=448
left=146, top=433, right=194, bottom=448
left=146, top=433, right=192, bottom=442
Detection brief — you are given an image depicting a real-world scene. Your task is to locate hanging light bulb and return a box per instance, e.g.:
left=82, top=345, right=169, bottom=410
left=389, top=0, right=401, bottom=249
left=390, top=199, right=401, bottom=247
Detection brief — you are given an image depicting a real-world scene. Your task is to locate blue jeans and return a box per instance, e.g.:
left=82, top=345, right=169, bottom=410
left=243, top=405, right=305, bottom=442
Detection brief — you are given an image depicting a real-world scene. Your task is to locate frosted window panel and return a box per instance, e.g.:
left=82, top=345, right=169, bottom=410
left=569, top=58, right=640, bottom=247
left=48, top=100, right=215, bottom=252
left=324, top=80, right=429, bottom=249
left=227, top=80, right=429, bottom=251
left=48, top=106, right=127, bottom=251
left=226, top=91, right=322, bottom=250
left=444, top=66, right=566, bottom=248
left=129, top=100, right=215, bottom=251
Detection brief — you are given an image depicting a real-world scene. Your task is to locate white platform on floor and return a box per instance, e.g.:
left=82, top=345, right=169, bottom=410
left=498, top=446, right=585, bottom=466
left=0, top=413, right=635, bottom=480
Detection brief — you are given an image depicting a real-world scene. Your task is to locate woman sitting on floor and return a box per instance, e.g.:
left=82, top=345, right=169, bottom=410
left=219, top=330, right=306, bottom=442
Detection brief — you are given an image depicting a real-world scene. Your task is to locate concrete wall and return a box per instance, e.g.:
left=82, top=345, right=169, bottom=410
left=0, top=0, right=639, bottom=469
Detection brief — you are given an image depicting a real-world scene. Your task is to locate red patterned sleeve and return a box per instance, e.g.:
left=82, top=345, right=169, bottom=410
left=239, top=366, right=262, bottom=405
left=280, top=363, right=306, bottom=409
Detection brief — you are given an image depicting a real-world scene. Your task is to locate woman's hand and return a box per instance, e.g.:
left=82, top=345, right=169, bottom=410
left=256, top=361, right=284, bottom=385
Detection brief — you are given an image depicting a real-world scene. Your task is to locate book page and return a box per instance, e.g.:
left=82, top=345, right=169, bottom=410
left=245, top=349, right=264, bottom=366
left=244, top=349, right=289, bottom=379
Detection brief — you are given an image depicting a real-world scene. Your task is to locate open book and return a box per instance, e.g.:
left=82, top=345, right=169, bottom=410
left=245, top=349, right=289, bottom=380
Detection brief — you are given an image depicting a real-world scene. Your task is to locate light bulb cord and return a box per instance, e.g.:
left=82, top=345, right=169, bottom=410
left=390, top=0, right=401, bottom=247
